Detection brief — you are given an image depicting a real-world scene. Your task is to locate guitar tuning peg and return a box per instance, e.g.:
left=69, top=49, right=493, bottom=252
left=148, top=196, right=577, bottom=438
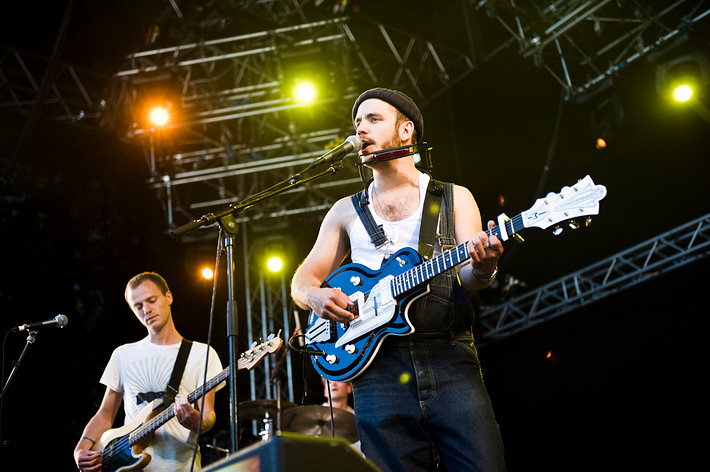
left=250, top=341, right=257, bottom=348
left=568, top=220, right=580, bottom=230
left=552, top=225, right=564, bottom=236
left=585, top=216, right=593, bottom=227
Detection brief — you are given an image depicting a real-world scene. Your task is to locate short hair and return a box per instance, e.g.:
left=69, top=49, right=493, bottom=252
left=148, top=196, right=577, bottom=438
left=125, top=272, right=170, bottom=301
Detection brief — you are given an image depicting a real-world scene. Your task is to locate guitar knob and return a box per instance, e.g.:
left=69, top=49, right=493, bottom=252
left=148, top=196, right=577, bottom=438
left=325, top=354, right=338, bottom=364
left=345, top=344, right=357, bottom=354
left=350, top=276, right=362, bottom=286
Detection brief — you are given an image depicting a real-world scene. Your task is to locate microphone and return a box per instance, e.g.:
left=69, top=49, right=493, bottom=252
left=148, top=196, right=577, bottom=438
left=12, top=314, right=68, bottom=332
left=307, top=135, right=362, bottom=169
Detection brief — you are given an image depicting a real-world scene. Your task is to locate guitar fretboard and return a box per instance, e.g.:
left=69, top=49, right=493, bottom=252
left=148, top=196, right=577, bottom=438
left=127, top=365, right=233, bottom=445
left=390, top=213, right=525, bottom=297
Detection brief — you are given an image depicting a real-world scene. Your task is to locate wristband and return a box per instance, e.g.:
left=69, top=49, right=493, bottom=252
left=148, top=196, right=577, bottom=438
left=473, top=266, right=498, bottom=282
left=81, top=436, right=96, bottom=446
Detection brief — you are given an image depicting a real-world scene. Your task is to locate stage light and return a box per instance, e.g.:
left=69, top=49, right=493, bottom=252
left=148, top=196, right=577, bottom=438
left=201, top=267, right=214, bottom=280
left=266, top=256, right=284, bottom=273
left=253, top=233, right=293, bottom=275
left=279, top=45, right=335, bottom=109
left=672, top=84, right=694, bottom=102
left=148, top=105, right=169, bottom=127
left=589, top=93, right=624, bottom=150
left=292, top=79, right=318, bottom=104
left=655, top=51, right=709, bottom=102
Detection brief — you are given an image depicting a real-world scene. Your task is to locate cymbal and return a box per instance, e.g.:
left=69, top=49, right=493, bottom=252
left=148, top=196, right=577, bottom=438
left=239, top=399, right=298, bottom=420
left=281, top=405, right=359, bottom=443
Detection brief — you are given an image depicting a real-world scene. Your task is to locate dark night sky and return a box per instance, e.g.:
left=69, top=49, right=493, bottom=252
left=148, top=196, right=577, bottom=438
left=1, top=1, right=709, bottom=470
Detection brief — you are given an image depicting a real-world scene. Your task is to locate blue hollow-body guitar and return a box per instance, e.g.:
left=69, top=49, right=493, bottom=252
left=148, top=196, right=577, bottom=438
left=305, top=176, right=607, bottom=382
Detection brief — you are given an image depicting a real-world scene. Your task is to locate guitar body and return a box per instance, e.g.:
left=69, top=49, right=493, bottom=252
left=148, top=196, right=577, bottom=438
left=306, top=247, right=428, bottom=382
left=93, top=399, right=162, bottom=472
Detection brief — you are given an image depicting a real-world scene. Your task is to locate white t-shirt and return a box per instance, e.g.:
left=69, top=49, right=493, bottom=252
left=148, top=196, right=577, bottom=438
left=101, top=337, right=223, bottom=471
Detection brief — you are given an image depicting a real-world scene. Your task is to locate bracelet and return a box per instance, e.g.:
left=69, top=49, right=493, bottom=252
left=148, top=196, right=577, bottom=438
left=81, top=436, right=96, bottom=446
left=473, top=266, right=498, bottom=282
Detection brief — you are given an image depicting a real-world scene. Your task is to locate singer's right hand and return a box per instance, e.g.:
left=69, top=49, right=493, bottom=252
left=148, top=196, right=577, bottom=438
left=307, top=287, right=355, bottom=323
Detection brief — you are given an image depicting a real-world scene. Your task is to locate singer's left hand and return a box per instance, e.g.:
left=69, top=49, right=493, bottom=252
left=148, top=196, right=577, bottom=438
left=468, top=220, right=503, bottom=276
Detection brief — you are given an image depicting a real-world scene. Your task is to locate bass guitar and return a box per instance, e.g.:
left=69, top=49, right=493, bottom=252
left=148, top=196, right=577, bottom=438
left=93, top=335, right=282, bottom=472
left=305, top=176, right=607, bottom=381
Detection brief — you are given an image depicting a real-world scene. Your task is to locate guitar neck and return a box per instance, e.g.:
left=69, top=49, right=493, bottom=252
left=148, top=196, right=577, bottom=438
left=390, top=213, right=525, bottom=297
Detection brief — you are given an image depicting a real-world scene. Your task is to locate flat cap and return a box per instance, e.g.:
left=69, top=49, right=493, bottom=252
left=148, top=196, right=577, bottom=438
left=352, top=87, right=423, bottom=140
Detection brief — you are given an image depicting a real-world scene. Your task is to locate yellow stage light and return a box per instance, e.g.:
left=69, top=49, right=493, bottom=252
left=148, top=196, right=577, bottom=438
left=266, top=256, right=284, bottom=273
left=672, top=84, right=694, bottom=102
left=292, top=80, right=318, bottom=104
left=201, top=267, right=214, bottom=280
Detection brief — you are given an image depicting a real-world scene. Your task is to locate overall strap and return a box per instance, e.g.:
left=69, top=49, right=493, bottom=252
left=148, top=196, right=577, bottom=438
left=437, top=181, right=456, bottom=251
left=417, top=179, right=445, bottom=260
left=350, top=192, right=389, bottom=249
left=418, top=179, right=456, bottom=259
left=164, top=338, right=192, bottom=405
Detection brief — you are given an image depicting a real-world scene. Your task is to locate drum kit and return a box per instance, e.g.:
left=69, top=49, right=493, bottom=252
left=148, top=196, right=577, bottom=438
left=239, top=399, right=359, bottom=444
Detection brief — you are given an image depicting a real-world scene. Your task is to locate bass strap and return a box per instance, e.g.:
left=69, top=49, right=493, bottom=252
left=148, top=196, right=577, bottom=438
left=164, top=338, right=192, bottom=405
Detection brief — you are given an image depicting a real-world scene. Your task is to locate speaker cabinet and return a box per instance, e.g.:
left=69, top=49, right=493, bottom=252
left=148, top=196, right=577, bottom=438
left=202, top=432, right=381, bottom=472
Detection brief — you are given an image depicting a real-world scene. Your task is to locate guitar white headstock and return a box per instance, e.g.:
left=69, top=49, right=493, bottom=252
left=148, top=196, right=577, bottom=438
left=522, top=175, right=607, bottom=230
left=239, top=333, right=283, bottom=371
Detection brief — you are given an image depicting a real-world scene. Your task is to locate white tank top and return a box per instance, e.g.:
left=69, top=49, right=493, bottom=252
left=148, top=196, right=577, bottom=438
left=347, top=172, right=430, bottom=270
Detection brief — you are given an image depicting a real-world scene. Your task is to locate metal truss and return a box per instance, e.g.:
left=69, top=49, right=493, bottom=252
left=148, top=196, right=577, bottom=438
left=101, top=10, right=484, bottom=228
left=475, top=0, right=710, bottom=100
left=0, top=45, right=108, bottom=125
left=240, top=230, right=295, bottom=407
left=477, top=212, right=710, bottom=345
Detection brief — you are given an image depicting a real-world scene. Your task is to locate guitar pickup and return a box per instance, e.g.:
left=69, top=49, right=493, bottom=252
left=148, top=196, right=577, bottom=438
left=305, top=317, right=338, bottom=343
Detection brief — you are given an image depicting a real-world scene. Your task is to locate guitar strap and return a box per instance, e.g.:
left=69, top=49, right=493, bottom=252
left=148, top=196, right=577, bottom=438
left=350, top=177, right=454, bottom=259
left=164, top=338, right=192, bottom=405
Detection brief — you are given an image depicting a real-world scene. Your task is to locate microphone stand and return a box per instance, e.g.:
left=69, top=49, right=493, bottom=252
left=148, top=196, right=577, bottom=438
left=1, top=330, right=38, bottom=401
left=170, top=160, right=348, bottom=452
